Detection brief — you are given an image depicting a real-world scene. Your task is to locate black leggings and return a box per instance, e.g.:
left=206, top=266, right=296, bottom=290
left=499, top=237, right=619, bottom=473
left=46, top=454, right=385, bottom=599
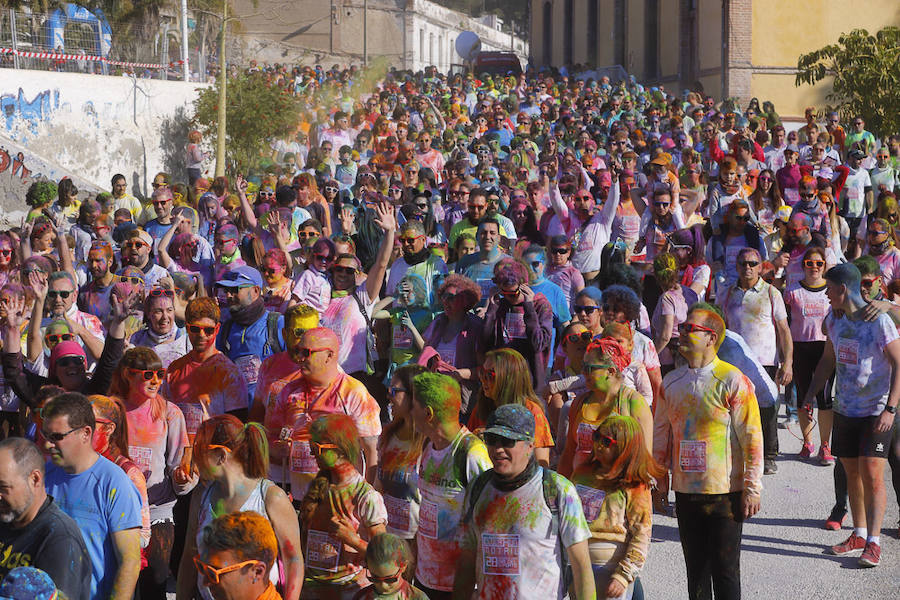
left=793, top=341, right=832, bottom=410
left=139, top=521, right=174, bottom=600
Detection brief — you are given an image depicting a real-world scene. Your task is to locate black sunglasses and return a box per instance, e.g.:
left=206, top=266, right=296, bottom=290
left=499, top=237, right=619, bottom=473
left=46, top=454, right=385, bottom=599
left=484, top=433, right=518, bottom=448
left=47, top=290, right=72, bottom=299
left=574, top=305, right=598, bottom=314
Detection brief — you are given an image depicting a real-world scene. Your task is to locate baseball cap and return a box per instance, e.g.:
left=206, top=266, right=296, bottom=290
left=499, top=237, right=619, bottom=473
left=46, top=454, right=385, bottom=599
left=848, top=148, right=865, bottom=160
left=484, top=404, right=535, bottom=442
left=216, top=265, right=263, bottom=288
left=49, top=341, right=87, bottom=373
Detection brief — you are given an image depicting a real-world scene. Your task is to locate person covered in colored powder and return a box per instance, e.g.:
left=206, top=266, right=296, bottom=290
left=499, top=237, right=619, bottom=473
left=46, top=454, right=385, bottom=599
left=298, top=414, right=387, bottom=599
left=559, top=337, right=653, bottom=478
left=408, top=372, right=491, bottom=599
left=376, top=365, right=426, bottom=545
left=260, top=327, right=382, bottom=501
left=571, top=415, right=662, bottom=600
left=453, top=404, right=595, bottom=600
left=352, top=533, right=428, bottom=600
left=804, top=262, right=900, bottom=568
left=176, top=415, right=303, bottom=600
left=653, top=302, right=763, bottom=600
left=194, top=511, right=285, bottom=600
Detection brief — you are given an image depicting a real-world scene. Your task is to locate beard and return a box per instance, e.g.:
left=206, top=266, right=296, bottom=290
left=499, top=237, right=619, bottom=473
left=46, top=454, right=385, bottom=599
left=0, top=487, right=33, bottom=524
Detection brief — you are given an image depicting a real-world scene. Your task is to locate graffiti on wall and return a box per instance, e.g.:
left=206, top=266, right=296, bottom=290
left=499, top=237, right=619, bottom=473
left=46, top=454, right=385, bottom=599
left=0, top=147, right=33, bottom=180
left=0, top=88, right=60, bottom=129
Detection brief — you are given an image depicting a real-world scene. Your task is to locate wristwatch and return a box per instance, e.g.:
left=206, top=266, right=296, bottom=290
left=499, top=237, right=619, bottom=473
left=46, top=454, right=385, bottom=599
left=886, top=405, right=897, bottom=414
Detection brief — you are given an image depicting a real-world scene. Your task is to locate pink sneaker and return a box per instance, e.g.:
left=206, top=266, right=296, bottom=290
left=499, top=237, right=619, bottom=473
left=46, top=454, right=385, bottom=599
left=858, top=541, right=881, bottom=567
left=799, top=442, right=815, bottom=458
left=818, top=444, right=835, bottom=466
left=828, top=532, right=866, bottom=555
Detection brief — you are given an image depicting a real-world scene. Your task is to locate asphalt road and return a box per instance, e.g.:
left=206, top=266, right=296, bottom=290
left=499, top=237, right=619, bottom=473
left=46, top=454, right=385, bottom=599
left=644, top=426, right=900, bottom=599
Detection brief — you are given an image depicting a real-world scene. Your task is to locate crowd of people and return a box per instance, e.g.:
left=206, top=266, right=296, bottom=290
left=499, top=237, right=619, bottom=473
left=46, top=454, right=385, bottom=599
left=0, top=61, right=898, bottom=600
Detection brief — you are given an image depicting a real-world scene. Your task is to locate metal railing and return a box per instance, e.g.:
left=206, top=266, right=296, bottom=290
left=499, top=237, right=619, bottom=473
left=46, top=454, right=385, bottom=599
left=0, top=9, right=198, bottom=80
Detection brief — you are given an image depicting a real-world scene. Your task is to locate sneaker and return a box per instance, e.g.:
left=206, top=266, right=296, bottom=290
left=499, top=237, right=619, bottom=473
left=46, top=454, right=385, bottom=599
left=828, top=532, right=866, bottom=555
left=858, top=541, right=881, bottom=567
left=800, top=442, right=815, bottom=458
left=818, top=444, right=836, bottom=466
left=764, top=459, right=778, bottom=475
left=824, top=512, right=846, bottom=531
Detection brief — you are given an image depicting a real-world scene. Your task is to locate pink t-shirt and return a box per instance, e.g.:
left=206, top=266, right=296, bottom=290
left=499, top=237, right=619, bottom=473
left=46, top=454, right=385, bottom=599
left=652, top=285, right=699, bottom=365
left=783, top=282, right=829, bottom=342
left=164, top=351, right=248, bottom=441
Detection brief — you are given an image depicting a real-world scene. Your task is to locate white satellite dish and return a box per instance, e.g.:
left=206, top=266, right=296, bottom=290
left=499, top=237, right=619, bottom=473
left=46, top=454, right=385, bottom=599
left=455, top=31, right=482, bottom=62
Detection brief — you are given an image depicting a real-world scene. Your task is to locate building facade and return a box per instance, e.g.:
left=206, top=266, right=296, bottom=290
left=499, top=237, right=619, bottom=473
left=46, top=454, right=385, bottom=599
left=529, top=0, right=900, bottom=118
left=230, top=0, right=527, bottom=73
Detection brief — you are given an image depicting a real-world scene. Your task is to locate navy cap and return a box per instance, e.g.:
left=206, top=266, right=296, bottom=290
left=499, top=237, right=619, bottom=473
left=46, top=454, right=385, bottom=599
left=216, top=265, right=263, bottom=288
left=484, top=404, right=535, bottom=442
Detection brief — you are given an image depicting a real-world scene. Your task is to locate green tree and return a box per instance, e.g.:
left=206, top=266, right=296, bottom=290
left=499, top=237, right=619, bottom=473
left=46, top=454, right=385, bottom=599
left=192, top=71, right=301, bottom=173
left=795, top=27, right=900, bottom=138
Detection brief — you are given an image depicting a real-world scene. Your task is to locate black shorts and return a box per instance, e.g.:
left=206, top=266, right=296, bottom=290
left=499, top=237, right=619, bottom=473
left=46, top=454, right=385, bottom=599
left=832, top=412, right=894, bottom=458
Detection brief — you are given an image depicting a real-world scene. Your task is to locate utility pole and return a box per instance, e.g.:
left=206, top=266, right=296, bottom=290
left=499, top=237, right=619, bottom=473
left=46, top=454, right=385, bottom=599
left=181, top=0, right=190, bottom=81
left=363, top=0, right=368, bottom=66
left=215, top=0, right=227, bottom=177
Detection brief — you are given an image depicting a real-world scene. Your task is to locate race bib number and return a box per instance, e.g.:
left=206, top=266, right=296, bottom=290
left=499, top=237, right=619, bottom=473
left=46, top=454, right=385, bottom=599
left=576, top=423, right=596, bottom=453
left=130, top=446, right=152, bottom=476
left=418, top=499, right=438, bottom=539
left=384, top=495, right=412, bottom=534
left=575, top=484, right=607, bottom=522
left=306, top=530, right=341, bottom=572
left=619, top=213, right=640, bottom=239
left=290, top=441, right=318, bottom=474
left=504, top=312, right=527, bottom=340
left=577, top=233, right=593, bottom=253
left=837, top=338, right=860, bottom=366
left=679, top=440, right=707, bottom=473
left=181, top=403, right=205, bottom=436
left=482, top=533, right=520, bottom=576
left=847, top=187, right=861, bottom=201
left=801, top=301, right=827, bottom=318
left=235, top=354, right=262, bottom=386
left=392, top=323, right=413, bottom=349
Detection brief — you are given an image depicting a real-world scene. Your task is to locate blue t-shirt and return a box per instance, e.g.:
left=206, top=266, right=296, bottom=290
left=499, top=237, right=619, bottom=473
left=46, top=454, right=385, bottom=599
left=45, top=455, right=143, bottom=600
left=144, top=219, right=175, bottom=254
left=217, top=311, right=285, bottom=403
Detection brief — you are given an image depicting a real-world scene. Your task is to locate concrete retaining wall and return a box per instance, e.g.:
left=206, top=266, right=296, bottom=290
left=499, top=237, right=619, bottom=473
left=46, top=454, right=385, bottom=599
left=0, top=69, right=209, bottom=212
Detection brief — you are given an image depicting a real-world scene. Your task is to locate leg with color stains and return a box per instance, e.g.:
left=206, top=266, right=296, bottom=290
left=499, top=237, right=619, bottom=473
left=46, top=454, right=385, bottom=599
left=138, top=521, right=175, bottom=600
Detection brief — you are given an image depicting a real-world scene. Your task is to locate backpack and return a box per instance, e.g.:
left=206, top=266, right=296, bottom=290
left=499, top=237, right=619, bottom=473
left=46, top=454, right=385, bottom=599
left=462, top=466, right=560, bottom=525
left=221, top=312, right=283, bottom=356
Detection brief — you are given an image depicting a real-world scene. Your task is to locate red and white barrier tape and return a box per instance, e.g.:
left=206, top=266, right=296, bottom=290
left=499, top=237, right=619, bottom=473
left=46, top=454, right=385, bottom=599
left=0, top=47, right=183, bottom=70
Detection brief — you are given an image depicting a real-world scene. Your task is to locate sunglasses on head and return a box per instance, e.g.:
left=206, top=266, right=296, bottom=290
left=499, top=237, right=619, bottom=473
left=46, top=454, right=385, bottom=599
left=484, top=432, right=518, bottom=448
left=45, top=332, right=75, bottom=343
left=128, top=367, right=166, bottom=381
left=803, top=259, right=825, bottom=268
left=193, top=556, right=263, bottom=586
left=47, top=290, right=72, bottom=299
left=187, top=324, right=217, bottom=336
left=565, top=331, right=593, bottom=344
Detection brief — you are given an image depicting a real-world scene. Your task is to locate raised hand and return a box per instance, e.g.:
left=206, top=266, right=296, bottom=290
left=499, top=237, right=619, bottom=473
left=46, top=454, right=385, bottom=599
left=372, top=201, right=396, bottom=233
